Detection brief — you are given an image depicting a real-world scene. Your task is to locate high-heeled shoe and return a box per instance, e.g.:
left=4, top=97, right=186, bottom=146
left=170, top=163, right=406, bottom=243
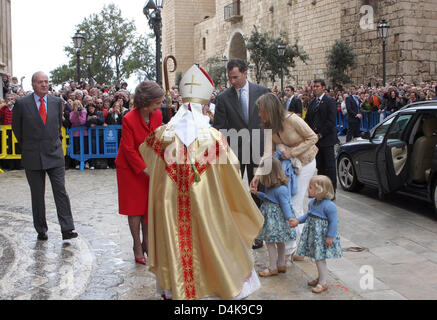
left=133, top=247, right=146, bottom=265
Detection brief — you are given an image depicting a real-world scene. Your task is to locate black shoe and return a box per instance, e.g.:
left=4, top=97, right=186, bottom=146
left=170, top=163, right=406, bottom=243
left=62, top=231, right=78, bottom=240
left=252, top=239, right=264, bottom=250
left=37, top=232, right=48, bottom=241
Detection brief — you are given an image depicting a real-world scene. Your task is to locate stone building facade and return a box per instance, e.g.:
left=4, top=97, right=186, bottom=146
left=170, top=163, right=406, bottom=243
left=0, top=0, right=12, bottom=98
left=161, top=0, right=437, bottom=88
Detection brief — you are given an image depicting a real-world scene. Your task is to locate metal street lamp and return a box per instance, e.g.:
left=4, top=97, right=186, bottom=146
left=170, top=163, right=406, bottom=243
left=222, top=55, right=228, bottom=88
left=72, top=30, right=85, bottom=84
left=73, top=30, right=85, bottom=84
left=277, top=44, right=286, bottom=94
left=86, top=54, right=94, bottom=85
left=377, top=19, right=390, bottom=87
left=144, top=0, right=164, bottom=85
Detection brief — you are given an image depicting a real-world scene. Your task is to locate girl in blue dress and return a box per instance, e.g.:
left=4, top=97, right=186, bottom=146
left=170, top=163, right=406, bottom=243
left=250, top=157, right=297, bottom=277
left=290, top=175, right=342, bottom=294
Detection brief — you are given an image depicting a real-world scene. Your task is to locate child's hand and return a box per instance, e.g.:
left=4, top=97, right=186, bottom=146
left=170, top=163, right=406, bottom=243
left=250, top=186, right=258, bottom=196
left=325, top=237, right=333, bottom=247
left=281, top=148, right=292, bottom=160
left=289, top=219, right=299, bottom=228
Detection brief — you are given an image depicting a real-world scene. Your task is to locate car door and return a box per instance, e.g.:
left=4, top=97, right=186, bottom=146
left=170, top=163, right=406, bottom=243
left=358, top=116, right=395, bottom=184
left=375, top=113, right=414, bottom=193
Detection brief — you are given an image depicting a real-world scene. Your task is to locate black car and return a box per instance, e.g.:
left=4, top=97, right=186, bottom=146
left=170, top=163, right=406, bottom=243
left=337, top=101, right=437, bottom=214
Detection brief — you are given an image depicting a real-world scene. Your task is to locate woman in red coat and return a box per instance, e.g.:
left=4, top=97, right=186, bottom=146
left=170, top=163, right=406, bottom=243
left=115, top=81, right=163, bottom=265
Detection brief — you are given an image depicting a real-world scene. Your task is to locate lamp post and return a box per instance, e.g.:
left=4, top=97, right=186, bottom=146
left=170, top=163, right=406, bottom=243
left=222, top=55, right=228, bottom=88
left=277, top=44, right=286, bottom=95
left=86, top=53, right=94, bottom=86
left=72, top=30, right=85, bottom=84
left=377, top=19, right=390, bottom=87
left=144, top=0, right=164, bottom=85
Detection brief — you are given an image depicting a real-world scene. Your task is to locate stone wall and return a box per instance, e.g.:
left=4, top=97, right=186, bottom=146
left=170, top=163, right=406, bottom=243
left=162, top=0, right=437, bottom=89
left=0, top=0, right=12, bottom=76
left=341, top=0, right=437, bottom=85
left=162, top=0, right=216, bottom=86
left=193, top=0, right=343, bottom=87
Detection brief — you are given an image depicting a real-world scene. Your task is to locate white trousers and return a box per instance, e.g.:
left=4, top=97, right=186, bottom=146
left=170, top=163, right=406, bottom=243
left=285, top=159, right=317, bottom=255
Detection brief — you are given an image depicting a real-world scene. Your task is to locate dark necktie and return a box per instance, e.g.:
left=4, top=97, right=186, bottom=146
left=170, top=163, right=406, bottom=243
left=314, top=98, right=321, bottom=111
left=39, top=97, right=47, bottom=125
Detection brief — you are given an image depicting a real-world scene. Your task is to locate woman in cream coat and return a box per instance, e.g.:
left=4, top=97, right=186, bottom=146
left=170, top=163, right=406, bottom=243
left=250, top=92, right=318, bottom=261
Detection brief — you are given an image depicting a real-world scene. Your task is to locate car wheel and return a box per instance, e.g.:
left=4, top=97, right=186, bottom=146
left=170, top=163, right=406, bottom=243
left=338, top=155, right=359, bottom=191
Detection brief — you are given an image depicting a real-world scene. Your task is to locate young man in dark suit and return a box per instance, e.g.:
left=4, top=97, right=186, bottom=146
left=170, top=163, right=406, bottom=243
left=213, top=59, right=269, bottom=249
left=284, top=85, right=303, bottom=116
left=12, top=71, right=78, bottom=241
left=345, top=85, right=362, bottom=142
left=305, top=79, right=339, bottom=192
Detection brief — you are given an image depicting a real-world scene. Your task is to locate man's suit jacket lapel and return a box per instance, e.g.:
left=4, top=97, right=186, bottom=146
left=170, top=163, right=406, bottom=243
left=30, top=94, right=45, bottom=127
left=248, top=82, right=259, bottom=125
left=308, top=97, right=318, bottom=114
left=47, top=95, right=57, bottom=128
left=230, top=86, right=246, bottom=125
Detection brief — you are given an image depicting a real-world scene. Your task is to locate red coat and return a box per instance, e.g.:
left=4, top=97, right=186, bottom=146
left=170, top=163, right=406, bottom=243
left=115, top=107, right=162, bottom=217
left=0, top=106, right=14, bottom=125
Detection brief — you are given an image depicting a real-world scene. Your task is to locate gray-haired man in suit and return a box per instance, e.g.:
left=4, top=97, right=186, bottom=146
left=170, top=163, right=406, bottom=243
left=12, top=71, right=78, bottom=241
left=213, top=59, right=269, bottom=249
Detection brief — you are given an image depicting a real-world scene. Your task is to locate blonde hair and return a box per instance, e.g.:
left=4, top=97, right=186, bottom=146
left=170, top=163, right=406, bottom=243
left=72, top=100, right=83, bottom=109
left=310, top=175, right=335, bottom=200
left=259, top=157, right=289, bottom=189
left=256, top=92, right=287, bottom=134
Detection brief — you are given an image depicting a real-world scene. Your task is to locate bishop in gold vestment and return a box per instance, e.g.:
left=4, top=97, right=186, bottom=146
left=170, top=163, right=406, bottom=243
left=139, top=65, right=264, bottom=300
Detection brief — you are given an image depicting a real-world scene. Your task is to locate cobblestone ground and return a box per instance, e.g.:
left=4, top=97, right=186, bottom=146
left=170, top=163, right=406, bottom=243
left=0, top=169, right=361, bottom=300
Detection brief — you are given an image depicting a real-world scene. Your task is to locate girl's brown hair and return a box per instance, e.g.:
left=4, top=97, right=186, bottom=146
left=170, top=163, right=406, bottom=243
left=259, top=157, right=289, bottom=189
left=256, top=92, right=287, bottom=134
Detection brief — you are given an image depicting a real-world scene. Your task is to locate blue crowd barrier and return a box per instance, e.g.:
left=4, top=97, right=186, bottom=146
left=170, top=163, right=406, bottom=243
left=68, top=125, right=121, bottom=171
left=336, top=111, right=391, bottom=136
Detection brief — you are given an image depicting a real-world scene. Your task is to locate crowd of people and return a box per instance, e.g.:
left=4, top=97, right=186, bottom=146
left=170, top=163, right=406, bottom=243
left=273, top=78, right=437, bottom=120
left=2, top=71, right=437, bottom=171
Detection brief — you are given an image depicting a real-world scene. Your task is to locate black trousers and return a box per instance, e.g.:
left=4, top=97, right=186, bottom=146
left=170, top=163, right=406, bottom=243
left=346, top=118, right=361, bottom=142
left=316, top=145, right=337, bottom=190
left=25, top=166, right=75, bottom=234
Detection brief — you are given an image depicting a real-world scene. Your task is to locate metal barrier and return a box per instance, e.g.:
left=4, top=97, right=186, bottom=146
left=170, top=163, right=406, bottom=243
left=0, top=125, right=21, bottom=173
left=68, top=125, right=121, bottom=171
left=336, top=111, right=392, bottom=136
left=0, top=125, right=69, bottom=173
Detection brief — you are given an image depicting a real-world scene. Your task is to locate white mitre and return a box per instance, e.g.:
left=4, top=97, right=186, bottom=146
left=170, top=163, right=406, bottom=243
left=163, top=65, right=214, bottom=147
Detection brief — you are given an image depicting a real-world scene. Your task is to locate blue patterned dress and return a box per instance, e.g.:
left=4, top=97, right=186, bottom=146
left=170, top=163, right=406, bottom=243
left=257, top=200, right=297, bottom=243
left=296, top=200, right=342, bottom=260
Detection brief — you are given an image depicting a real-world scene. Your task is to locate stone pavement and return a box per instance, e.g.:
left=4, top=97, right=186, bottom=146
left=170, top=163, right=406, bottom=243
left=0, top=169, right=360, bottom=300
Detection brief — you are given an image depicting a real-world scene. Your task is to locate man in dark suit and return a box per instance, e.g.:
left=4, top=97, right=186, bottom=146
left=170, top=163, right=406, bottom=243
left=12, top=72, right=78, bottom=241
left=305, top=79, right=339, bottom=192
left=213, top=58, right=269, bottom=249
left=284, top=85, right=303, bottom=116
left=345, top=85, right=362, bottom=142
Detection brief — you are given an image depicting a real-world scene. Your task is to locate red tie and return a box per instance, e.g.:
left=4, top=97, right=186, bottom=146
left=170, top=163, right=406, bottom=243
left=39, top=97, right=47, bottom=125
